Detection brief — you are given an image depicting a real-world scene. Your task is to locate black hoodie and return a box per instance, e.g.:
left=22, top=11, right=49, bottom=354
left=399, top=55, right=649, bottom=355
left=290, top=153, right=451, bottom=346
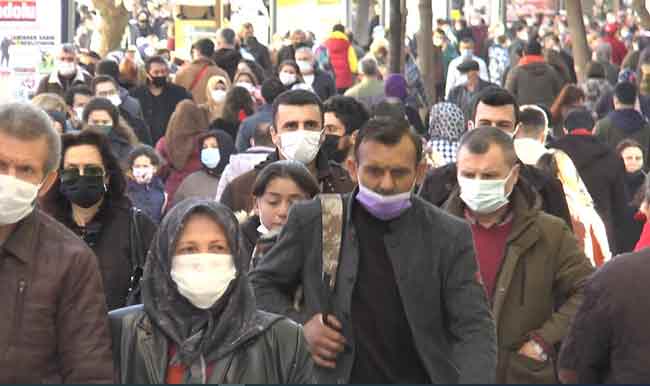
left=550, top=134, right=629, bottom=253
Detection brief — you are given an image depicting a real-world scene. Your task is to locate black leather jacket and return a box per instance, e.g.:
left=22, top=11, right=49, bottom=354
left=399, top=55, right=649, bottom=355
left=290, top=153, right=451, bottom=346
left=110, top=306, right=314, bottom=384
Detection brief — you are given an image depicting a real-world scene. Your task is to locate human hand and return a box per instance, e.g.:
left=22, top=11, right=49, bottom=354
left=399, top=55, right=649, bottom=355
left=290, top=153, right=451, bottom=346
left=303, top=313, right=346, bottom=368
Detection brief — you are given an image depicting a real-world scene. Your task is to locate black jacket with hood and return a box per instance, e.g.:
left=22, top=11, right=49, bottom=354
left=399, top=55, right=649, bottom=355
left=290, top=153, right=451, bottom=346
left=549, top=134, right=629, bottom=253
left=595, top=108, right=650, bottom=161
left=108, top=199, right=314, bottom=384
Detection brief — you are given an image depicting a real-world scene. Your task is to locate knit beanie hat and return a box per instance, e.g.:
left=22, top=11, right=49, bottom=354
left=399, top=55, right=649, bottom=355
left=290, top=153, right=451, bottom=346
left=384, top=73, right=408, bottom=100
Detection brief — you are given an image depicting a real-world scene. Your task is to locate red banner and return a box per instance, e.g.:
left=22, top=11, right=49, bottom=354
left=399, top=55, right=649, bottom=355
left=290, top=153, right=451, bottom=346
left=0, top=1, right=37, bottom=22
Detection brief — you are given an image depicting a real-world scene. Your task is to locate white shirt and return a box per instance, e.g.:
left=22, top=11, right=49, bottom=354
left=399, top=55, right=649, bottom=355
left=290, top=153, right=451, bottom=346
left=445, top=55, right=489, bottom=98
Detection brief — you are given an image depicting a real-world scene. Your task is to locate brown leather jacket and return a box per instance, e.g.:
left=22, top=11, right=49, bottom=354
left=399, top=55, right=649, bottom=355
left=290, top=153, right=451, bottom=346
left=0, top=209, right=113, bottom=383
left=220, top=150, right=356, bottom=214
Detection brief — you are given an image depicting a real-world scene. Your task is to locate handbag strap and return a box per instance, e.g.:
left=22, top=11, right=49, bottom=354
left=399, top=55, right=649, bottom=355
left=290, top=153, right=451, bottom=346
left=318, top=194, right=343, bottom=291
left=128, top=207, right=145, bottom=275
left=189, top=64, right=210, bottom=92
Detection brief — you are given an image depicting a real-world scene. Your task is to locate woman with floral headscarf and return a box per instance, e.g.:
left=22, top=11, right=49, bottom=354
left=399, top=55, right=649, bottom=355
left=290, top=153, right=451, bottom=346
left=427, top=102, right=466, bottom=165
left=109, top=199, right=314, bottom=383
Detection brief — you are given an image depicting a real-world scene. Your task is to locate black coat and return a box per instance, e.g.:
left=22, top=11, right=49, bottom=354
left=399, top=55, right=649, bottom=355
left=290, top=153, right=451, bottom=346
left=550, top=134, right=629, bottom=253
left=619, top=171, right=646, bottom=253
left=130, top=84, right=193, bottom=145
left=311, top=69, right=337, bottom=102
left=213, top=48, right=242, bottom=81
left=244, top=37, right=273, bottom=75
left=250, top=192, right=497, bottom=384
left=418, top=162, right=573, bottom=229
left=559, top=248, right=650, bottom=383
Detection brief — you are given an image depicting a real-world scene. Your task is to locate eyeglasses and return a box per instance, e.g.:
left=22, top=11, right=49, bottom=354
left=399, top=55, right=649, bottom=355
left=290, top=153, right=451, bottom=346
left=60, top=165, right=105, bottom=183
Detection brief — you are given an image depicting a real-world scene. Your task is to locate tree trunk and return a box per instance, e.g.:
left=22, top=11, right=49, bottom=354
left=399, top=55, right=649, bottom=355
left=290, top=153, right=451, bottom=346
left=417, top=0, right=435, bottom=105
left=92, top=0, right=130, bottom=57
left=566, top=0, right=590, bottom=83
left=388, top=0, right=404, bottom=73
left=354, top=0, right=371, bottom=48
left=633, top=0, right=650, bottom=30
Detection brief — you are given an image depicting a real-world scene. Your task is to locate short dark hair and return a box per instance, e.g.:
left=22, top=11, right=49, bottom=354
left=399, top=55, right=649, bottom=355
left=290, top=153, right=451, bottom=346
left=616, top=138, right=644, bottom=157
left=615, top=81, right=637, bottom=105
left=127, top=144, right=163, bottom=168
left=359, top=57, right=379, bottom=76
left=252, top=160, right=320, bottom=198
left=471, top=86, right=520, bottom=124
left=82, top=97, right=119, bottom=127
left=323, top=96, right=370, bottom=135
left=371, top=99, right=406, bottom=121
left=64, top=85, right=92, bottom=107
left=220, top=28, right=236, bottom=45
left=524, top=39, right=542, bottom=55
left=253, top=122, right=273, bottom=147
left=145, top=55, right=168, bottom=72
left=355, top=116, right=422, bottom=166
left=95, top=59, right=120, bottom=80
left=192, top=38, right=215, bottom=57
left=586, top=61, right=606, bottom=79
left=271, top=89, right=324, bottom=128
left=518, top=106, right=547, bottom=137
left=458, top=126, right=518, bottom=167
left=333, top=24, right=345, bottom=33
left=90, top=75, right=119, bottom=94
left=261, top=78, right=286, bottom=105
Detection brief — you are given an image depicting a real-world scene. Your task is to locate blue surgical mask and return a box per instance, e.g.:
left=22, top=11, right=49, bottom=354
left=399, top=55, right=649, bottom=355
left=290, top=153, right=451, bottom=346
left=201, top=148, right=221, bottom=169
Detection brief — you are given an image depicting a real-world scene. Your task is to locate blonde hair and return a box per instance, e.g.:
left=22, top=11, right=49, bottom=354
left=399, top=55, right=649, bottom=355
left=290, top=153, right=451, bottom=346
left=32, top=93, right=67, bottom=113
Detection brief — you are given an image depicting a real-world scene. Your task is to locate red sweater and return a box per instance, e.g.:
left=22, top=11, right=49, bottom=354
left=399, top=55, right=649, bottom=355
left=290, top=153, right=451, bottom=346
left=635, top=220, right=650, bottom=252
left=470, top=220, right=513, bottom=299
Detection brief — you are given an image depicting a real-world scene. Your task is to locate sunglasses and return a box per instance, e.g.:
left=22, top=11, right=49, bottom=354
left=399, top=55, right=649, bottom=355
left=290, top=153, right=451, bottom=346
left=60, top=165, right=105, bottom=183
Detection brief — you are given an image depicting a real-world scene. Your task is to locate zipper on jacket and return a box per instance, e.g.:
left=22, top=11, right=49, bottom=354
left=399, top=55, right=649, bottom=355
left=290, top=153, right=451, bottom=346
left=520, top=256, right=526, bottom=306
left=12, top=279, right=27, bottom=341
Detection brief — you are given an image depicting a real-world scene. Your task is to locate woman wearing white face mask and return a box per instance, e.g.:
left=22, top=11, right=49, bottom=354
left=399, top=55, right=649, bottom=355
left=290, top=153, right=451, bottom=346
left=126, top=145, right=167, bottom=224
left=108, top=199, right=314, bottom=383
left=276, top=60, right=304, bottom=89
left=201, top=75, right=231, bottom=122
left=172, top=130, right=235, bottom=209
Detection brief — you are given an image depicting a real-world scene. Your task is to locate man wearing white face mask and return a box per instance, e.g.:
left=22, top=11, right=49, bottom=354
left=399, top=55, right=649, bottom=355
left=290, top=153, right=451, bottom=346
left=295, top=46, right=336, bottom=102
left=251, top=116, right=497, bottom=383
left=444, top=126, right=593, bottom=384
left=0, top=103, right=113, bottom=382
left=445, top=38, right=489, bottom=98
left=36, top=43, right=92, bottom=97
left=220, top=89, right=355, bottom=213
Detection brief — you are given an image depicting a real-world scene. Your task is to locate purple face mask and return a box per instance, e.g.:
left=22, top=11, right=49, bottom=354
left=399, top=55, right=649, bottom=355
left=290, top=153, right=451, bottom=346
left=355, top=181, right=413, bottom=221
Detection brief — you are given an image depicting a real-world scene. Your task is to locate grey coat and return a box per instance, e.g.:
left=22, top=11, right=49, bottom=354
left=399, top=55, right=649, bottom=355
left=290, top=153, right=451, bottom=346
left=250, top=192, right=497, bottom=384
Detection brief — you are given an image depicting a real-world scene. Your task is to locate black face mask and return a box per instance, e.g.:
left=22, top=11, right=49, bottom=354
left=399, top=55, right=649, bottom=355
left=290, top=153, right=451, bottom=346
left=322, top=134, right=350, bottom=163
left=60, top=175, right=106, bottom=208
left=149, top=75, right=167, bottom=88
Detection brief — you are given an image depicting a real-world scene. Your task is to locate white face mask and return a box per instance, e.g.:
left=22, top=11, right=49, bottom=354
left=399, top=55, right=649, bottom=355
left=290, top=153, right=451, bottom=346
left=74, top=107, right=84, bottom=121
left=211, top=89, right=227, bottom=103
left=296, top=60, right=313, bottom=74
left=458, top=169, right=514, bottom=214
left=257, top=222, right=271, bottom=235
left=107, top=94, right=121, bottom=107
left=235, top=82, right=255, bottom=93
left=57, top=61, right=76, bottom=76
left=171, top=253, right=237, bottom=309
left=0, top=174, right=41, bottom=225
left=279, top=130, right=322, bottom=164
left=303, top=74, right=315, bottom=85
left=279, top=72, right=297, bottom=86
left=132, top=166, right=154, bottom=184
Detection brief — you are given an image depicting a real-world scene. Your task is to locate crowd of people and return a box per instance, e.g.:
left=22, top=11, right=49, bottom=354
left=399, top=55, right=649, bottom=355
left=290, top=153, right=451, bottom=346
left=4, top=2, right=650, bottom=384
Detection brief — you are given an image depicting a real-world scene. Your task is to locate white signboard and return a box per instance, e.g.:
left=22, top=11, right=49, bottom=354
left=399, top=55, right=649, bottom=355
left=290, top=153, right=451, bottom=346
left=0, top=0, right=63, bottom=102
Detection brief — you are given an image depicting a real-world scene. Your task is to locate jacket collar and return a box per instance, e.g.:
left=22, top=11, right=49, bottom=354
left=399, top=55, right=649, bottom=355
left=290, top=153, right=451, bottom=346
left=48, top=67, right=86, bottom=86
left=568, top=129, right=593, bottom=136
left=518, top=55, right=545, bottom=66
left=2, top=209, right=39, bottom=264
left=329, top=31, right=349, bottom=41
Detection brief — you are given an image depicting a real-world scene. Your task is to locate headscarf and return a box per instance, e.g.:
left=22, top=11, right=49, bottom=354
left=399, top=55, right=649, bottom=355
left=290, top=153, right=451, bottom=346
left=204, top=75, right=231, bottom=122
left=198, top=129, right=235, bottom=177
left=141, top=199, right=277, bottom=380
left=165, top=100, right=210, bottom=170
left=384, top=73, right=408, bottom=100
left=428, top=102, right=466, bottom=142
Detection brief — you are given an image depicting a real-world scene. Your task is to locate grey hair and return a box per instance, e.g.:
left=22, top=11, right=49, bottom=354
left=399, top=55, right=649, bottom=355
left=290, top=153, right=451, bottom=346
left=60, top=43, right=77, bottom=56
left=360, top=57, right=379, bottom=76
left=0, top=103, right=61, bottom=175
